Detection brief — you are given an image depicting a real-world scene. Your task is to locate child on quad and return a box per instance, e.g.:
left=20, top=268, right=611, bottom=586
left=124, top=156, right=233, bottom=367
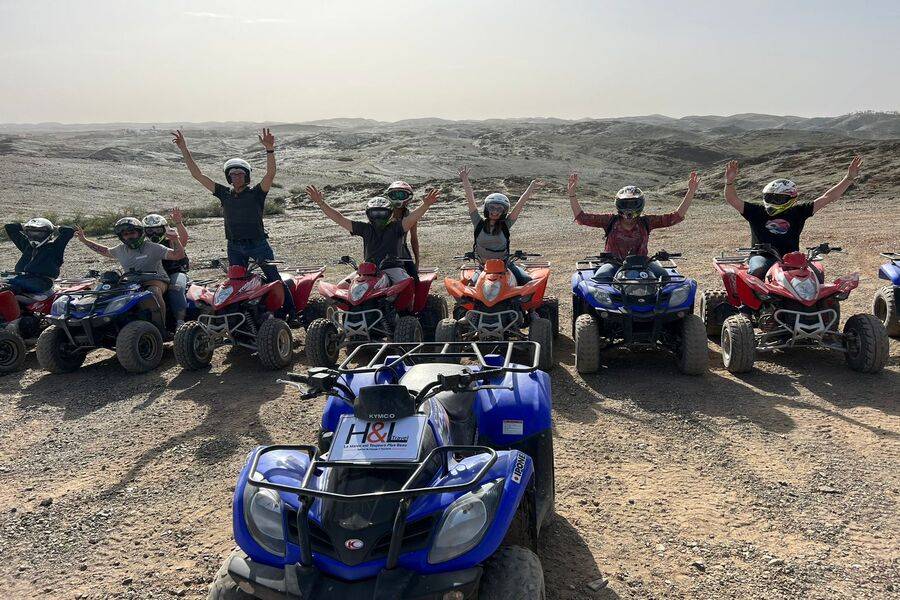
left=3, top=218, right=76, bottom=295
left=386, top=180, right=420, bottom=279
left=305, top=185, right=439, bottom=283
left=567, top=170, right=698, bottom=278
left=458, top=165, right=544, bottom=285
left=142, top=208, right=190, bottom=328
left=722, top=156, right=862, bottom=279
left=74, top=217, right=185, bottom=331
left=172, top=127, right=298, bottom=322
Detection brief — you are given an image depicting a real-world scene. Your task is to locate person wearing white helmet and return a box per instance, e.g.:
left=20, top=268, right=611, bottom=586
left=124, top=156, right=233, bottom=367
left=172, top=127, right=297, bottom=320
left=306, top=186, right=440, bottom=284
left=75, top=217, right=185, bottom=330
left=386, top=181, right=420, bottom=279
left=458, top=166, right=544, bottom=284
left=568, top=170, right=699, bottom=281
left=3, top=218, right=76, bottom=295
left=723, top=156, right=862, bottom=279
left=143, top=209, right=191, bottom=327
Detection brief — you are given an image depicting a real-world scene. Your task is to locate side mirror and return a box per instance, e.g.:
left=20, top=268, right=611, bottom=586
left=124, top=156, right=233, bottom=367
left=209, top=259, right=221, bottom=269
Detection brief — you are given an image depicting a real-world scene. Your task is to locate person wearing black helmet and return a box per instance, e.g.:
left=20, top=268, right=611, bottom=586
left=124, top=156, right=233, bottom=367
left=306, top=185, right=439, bottom=284
left=143, top=209, right=191, bottom=328
left=75, top=217, right=185, bottom=330
left=386, top=181, right=420, bottom=279
left=3, top=218, right=76, bottom=295
left=171, top=127, right=298, bottom=320
left=723, top=156, right=862, bottom=279
left=568, top=170, right=698, bottom=281
left=458, top=166, right=544, bottom=285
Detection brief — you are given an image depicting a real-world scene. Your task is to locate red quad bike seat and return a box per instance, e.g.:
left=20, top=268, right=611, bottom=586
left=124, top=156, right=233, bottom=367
left=227, top=265, right=249, bottom=279
left=358, top=262, right=378, bottom=276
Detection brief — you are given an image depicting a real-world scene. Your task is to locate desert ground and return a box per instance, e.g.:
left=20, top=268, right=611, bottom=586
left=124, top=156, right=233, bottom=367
left=0, top=115, right=898, bottom=599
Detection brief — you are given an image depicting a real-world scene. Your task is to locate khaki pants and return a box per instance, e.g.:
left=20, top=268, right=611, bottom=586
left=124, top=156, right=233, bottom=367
left=142, top=280, right=169, bottom=330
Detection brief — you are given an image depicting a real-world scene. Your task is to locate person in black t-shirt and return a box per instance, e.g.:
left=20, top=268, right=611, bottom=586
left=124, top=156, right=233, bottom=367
left=3, top=218, right=75, bottom=294
left=172, top=128, right=297, bottom=320
left=723, top=156, right=862, bottom=279
left=386, top=181, right=420, bottom=280
left=305, top=185, right=439, bottom=284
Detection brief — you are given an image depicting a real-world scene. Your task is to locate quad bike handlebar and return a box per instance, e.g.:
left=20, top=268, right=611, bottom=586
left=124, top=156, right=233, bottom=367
left=881, top=252, right=900, bottom=261
left=453, top=250, right=542, bottom=266
left=206, top=258, right=283, bottom=274
left=336, top=255, right=411, bottom=271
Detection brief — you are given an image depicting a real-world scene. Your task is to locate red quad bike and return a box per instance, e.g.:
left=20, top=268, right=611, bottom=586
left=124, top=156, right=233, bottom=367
left=0, top=271, right=96, bottom=373
left=305, top=255, right=447, bottom=367
left=438, top=250, right=557, bottom=371
left=174, top=259, right=325, bottom=370
left=700, top=243, right=889, bottom=374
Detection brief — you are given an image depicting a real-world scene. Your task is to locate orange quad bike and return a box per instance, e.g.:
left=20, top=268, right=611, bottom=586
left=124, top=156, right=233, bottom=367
left=438, top=250, right=557, bottom=370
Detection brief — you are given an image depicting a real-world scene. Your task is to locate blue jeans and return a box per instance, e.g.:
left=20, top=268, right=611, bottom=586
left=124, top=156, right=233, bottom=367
left=471, top=262, right=531, bottom=285
left=166, top=272, right=189, bottom=321
left=4, top=274, right=53, bottom=294
left=748, top=255, right=777, bottom=279
left=226, top=238, right=296, bottom=316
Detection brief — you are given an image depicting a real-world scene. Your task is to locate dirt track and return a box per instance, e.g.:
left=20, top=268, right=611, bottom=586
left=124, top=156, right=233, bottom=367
left=1, top=185, right=897, bottom=600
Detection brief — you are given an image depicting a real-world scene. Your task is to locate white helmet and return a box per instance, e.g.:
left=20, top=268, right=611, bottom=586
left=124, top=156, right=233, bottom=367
left=483, top=193, right=511, bottom=218
left=142, top=214, right=168, bottom=242
left=615, top=186, right=645, bottom=216
left=762, top=179, right=799, bottom=215
left=23, top=217, right=55, bottom=248
left=223, top=158, right=251, bottom=184
left=365, top=197, right=393, bottom=226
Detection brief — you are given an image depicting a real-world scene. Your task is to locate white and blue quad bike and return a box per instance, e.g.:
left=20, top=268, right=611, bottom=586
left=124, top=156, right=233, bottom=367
left=873, top=252, right=900, bottom=337
left=571, top=251, right=708, bottom=375
left=211, top=341, right=554, bottom=600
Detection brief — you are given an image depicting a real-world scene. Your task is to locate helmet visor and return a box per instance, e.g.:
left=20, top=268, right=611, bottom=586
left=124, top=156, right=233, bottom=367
left=387, top=189, right=412, bottom=203
left=764, top=193, right=794, bottom=206
left=24, top=229, right=50, bottom=242
left=145, top=226, right=166, bottom=240
left=367, top=208, right=392, bottom=222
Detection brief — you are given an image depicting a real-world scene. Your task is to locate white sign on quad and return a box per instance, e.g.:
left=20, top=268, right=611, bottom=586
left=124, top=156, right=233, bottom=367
left=330, top=415, right=427, bottom=462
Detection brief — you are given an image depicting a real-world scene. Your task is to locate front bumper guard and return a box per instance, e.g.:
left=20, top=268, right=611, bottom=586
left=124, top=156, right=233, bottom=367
left=197, top=313, right=257, bottom=350
left=757, top=308, right=844, bottom=352
left=330, top=307, right=389, bottom=342
left=462, top=309, right=521, bottom=341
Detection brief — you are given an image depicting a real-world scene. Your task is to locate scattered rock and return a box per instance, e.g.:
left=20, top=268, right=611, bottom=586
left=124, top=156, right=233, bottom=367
left=587, top=578, right=609, bottom=591
left=767, top=559, right=785, bottom=567
left=38, top=498, right=53, bottom=508
left=691, top=560, right=706, bottom=571
left=815, top=486, right=841, bottom=494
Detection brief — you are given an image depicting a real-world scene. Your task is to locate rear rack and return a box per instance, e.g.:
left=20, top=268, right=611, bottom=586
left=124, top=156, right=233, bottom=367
left=247, top=443, right=498, bottom=568
left=339, top=341, right=540, bottom=373
left=881, top=252, right=900, bottom=261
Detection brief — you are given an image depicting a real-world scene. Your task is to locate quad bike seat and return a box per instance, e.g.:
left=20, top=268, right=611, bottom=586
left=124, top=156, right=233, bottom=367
left=400, top=363, right=476, bottom=444
left=15, top=291, right=53, bottom=303
left=279, top=273, right=297, bottom=291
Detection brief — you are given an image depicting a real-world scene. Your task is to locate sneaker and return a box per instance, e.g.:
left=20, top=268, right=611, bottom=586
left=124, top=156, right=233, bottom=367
left=176, top=319, right=185, bottom=329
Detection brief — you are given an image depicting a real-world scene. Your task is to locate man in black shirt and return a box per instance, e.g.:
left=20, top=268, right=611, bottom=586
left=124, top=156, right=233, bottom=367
left=305, top=186, right=439, bottom=284
left=3, top=218, right=75, bottom=294
left=172, top=128, right=297, bottom=319
left=723, top=156, right=862, bottom=278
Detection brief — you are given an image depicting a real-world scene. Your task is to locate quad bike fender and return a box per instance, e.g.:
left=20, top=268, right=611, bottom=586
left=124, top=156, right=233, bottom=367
left=878, top=262, right=900, bottom=285
left=0, top=290, right=22, bottom=323
left=719, top=265, right=764, bottom=310
left=519, top=276, right=550, bottom=312
left=287, top=268, right=325, bottom=310
left=263, top=281, right=285, bottom=312
left=474, top=370, right=552, bottom=445
left=832, top=272, right=860, bottom=294
left=411, top=272, right=437, bottom=314
left=443, top=277, right=468, bottom=301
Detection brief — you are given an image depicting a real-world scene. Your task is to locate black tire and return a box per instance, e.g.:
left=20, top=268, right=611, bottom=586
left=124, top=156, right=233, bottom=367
left=173, top=321, right=213, bottom=370
left=721, top=314, right=755, bottom=374
left=257, top=318, right=293, bottom=370
left=418, top=293, right=448, bottom=341
left=301, top=297, right=328, bottom=329
left=479, top=545, right=545, bottom=600
left=208, top=553, right=254, bottom=600
left=36, top=326, right=86, bottom=373
left=434, top=317, right=458, bottom=343
left=394, top=315, right=423, bottom=343
left=843, top=313, right=889, bottom=373
left=699, top=289, right=729, bottom=338
left=537, top=296, right=560, bottom=339
left=677, top=314, right=709, bottom=375
left=574, top=313, right=600, bottom=374
left=116, top=320, right=164, bottom=373
left=305, top=318, right=341, bottom=368
left=873, top=286, right=900, bottom=337
left=0, top=329, right=27, bottom=373
left=528, top=316, right=554, bottom=371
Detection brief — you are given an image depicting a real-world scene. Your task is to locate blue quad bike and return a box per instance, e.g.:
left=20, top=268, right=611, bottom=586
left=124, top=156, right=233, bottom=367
left=873, top=252, right=900, bottom=338
left=35, top=269, right=206, bottom=374
left=571, top=251, right=708, bottom=375
left=210, top=341, right=555, bottom=600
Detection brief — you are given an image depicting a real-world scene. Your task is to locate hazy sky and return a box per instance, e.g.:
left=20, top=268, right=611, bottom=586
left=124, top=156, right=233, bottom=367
left=1, top=0, right=898, bottom=123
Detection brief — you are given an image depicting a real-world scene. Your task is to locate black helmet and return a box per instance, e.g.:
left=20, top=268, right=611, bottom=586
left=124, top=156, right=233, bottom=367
left=114, top=217, right=145, bottom=249
left=615, top=186, right=645, bottom=217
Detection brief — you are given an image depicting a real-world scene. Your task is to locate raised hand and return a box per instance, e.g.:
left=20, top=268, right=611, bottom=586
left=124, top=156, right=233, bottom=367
left=74, top=225, right=86, bottom=241
left=170, top=207, right=183, bottom=224
left=847, top=155, right=862, bottom=180
left=423, top=188, right=440, bottom=206
left=458, top=166, right=471, bottom=182
left=258, top=128, right=275, bottom=150
left=528, top=178, right=546, bottom=192
left=165, top=228, right=179, bottom=242
left=306, top=185, right=324, bottom=204
left=172, top=130, right=187, bottom=150
left=567, top=171, right=579, bottom=197
left=687, top=171, right=700, bottom=194
left=725, top=160, right=739, bottom=184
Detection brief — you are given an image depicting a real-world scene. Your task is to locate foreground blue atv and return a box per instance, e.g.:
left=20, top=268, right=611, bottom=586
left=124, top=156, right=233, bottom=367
left=873, top=252, right=900, bottom=337
left=35, top=269, right=200, bottom=373
left=210, top=341, right=554, bottom=599
left=571, top=251, right=707, bottom=375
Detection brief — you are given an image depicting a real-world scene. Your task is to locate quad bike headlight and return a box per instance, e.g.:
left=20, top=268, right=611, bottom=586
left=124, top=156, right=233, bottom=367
left=104, top=296, right=132, bottom=314
left=790, top=277, right=818, bottom=301
left=243, top=485, right=286, bottom=556
left=428, top=477, right=504, bottom=564
left=589, top=288, right=613, bottom=306
left=482, top=280, right=502, bottom=302
left=214, top=285, right=234, bottom=305
left=668, top=284, right=691, bottom=307
left=349, top=282, right=369, bottom=302
left=51, top=295, right=70, bottom=316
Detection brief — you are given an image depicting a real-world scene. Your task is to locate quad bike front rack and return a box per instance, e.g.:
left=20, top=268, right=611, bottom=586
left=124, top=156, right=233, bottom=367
left=338, top=340, right=541, bottom=374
